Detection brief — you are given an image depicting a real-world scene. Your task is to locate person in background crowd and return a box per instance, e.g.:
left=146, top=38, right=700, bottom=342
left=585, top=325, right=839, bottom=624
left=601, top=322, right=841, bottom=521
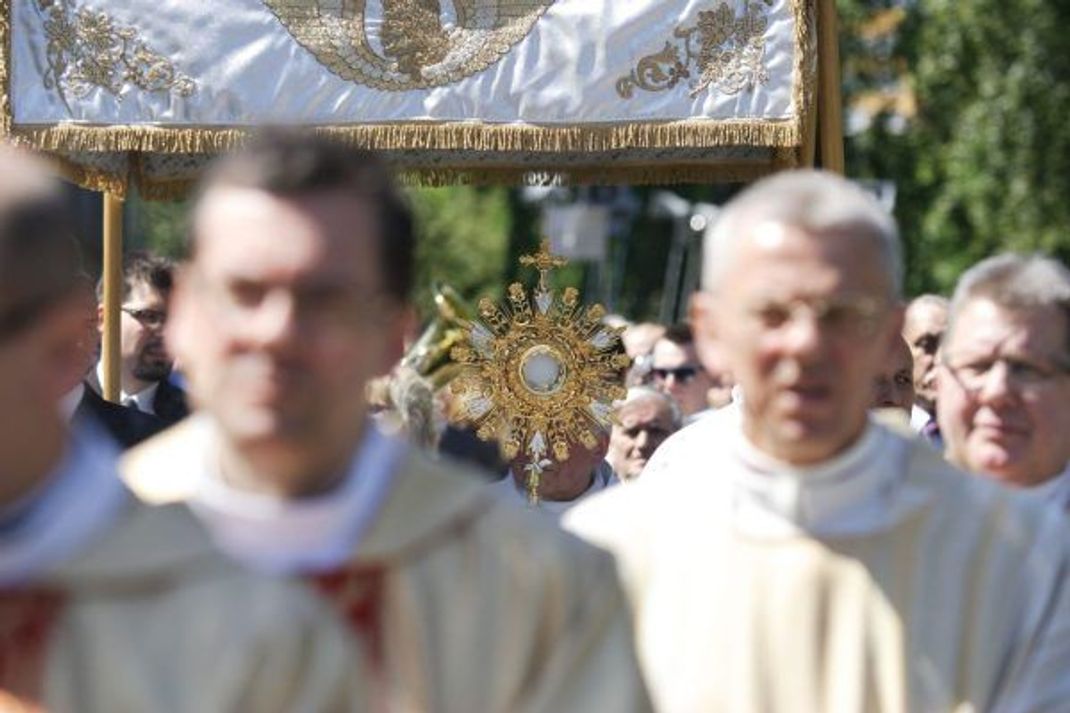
left=902, top=294, right=948, bottom=440
left=870, top=335, right=914, bottom=414
left=606, top=386, right=681, bottom=482
left=493, top=430, right=616, bottom=518
left=94, top=251, right=189, bottom=425
left=650, top=322, right=726, bottom=421
left=61, top=273, right=165, bottom=448
left=0, top=143, right=352, bottom=710
left=567, top=170, right=1070, bottom=712
left=937, top=253, right=1070, bottom=509
left=622, top=321, right=665, bottom=385
left=122, top=132, right=650, bottom=712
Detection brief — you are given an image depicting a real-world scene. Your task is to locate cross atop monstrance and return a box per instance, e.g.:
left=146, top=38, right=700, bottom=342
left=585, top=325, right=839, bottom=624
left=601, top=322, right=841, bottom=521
left=519, top=239, right=568, bottom=293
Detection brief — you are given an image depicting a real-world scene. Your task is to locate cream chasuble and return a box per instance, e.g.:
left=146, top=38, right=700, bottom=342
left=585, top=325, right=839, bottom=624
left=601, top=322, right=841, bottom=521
left=0, top=427, right=356, bottom=712
left=122, top=416, right=653, bottom=712
left=566, top=412, right=1070, bottom=713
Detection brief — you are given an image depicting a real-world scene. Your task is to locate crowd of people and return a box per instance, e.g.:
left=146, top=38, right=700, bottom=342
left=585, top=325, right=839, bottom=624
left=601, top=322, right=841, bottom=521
left=0, top=132, right=1066, bottom=711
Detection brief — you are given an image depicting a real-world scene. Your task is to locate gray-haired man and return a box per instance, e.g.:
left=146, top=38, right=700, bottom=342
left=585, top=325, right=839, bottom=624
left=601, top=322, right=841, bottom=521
left=937, top=253, right=1070, bottom=508
left=567, top=170, right=1070, bottom=712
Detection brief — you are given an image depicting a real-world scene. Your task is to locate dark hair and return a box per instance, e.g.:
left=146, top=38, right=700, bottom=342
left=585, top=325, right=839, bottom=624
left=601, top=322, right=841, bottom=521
left=96, top=251, right=174, bottom=303
left=0, top=149, right=81, bottom=340
left=193, top=131, right=414, bottom=303
left=661, top=322, right=694, bottom=346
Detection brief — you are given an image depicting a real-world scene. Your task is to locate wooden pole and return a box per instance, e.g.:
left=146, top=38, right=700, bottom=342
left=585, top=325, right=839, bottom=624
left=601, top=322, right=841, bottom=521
left=101, top=193, right=123, bottom=402
left=817, top=0, right=846, bottom=174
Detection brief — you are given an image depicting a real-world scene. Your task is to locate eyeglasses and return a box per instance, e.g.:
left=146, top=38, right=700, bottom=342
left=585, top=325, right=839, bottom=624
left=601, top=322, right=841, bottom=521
left=941, top=353, right=1070, bottom=397
left=652, top=366, right=700, bottom=384
left=745, top=295, right=886, bottom=337
left=121, top=307, right=167, bottom=328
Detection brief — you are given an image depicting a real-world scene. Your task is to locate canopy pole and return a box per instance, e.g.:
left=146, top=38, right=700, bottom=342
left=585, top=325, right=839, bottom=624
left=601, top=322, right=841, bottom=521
left=817, top=0, right=846, bottom=174
left=101, top=192, right=123, bottom=403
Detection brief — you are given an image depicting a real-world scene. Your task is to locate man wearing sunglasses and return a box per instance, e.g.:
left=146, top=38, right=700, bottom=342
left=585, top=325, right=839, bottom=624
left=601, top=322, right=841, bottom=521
left=94, top=251, right=189, bottom=426
left=650, top=323, right=731, bottom=420
left=937, top=253, right=1070, bottom=509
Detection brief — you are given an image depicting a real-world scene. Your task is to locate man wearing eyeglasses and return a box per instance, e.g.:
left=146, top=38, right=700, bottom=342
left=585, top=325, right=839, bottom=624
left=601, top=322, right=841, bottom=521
left=937, top=253, right=1070, bottom=509
left=567, top=170, right=1070, bottom=711
left=122, top=133, right=650, bottom=712
left=650, top=322, right=731, bottom=420
left=93, top=251, right=189, bottom=425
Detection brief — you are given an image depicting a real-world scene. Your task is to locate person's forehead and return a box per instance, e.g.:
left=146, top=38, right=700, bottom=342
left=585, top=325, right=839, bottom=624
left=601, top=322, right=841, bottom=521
left=727, top=222, right=890, bottom=297
left=193, top=187, right=379, bottom=272
left=652, top=339, right=695, bottom=364
left=948, top=299, right=1064, bottom=357
left=618, top=396, right=673, bottom=424
left=126, top=281, right=166, bottom=306
left=905, top=302, right=948, bottom=338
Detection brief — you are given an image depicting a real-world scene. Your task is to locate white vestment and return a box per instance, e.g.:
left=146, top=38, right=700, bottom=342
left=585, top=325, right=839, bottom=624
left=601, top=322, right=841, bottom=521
left=566, top=410, right=1070, bottom=712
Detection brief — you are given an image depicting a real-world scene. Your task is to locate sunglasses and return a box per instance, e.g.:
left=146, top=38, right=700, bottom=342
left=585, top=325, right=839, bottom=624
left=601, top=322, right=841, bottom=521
left=651, top=366, right=700, bottom=384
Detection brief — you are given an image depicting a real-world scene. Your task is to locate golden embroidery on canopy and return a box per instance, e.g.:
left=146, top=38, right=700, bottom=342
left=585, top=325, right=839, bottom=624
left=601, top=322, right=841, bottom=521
left=617, top=0, right=772, bottom=99
left=262, top=0, right=555, bottom=91
left=35, top=0, right=195, bottom=106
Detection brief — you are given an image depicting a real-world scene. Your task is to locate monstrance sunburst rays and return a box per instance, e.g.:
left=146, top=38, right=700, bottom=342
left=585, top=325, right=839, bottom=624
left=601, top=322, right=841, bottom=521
left=448, top=240, right=629, bottom=505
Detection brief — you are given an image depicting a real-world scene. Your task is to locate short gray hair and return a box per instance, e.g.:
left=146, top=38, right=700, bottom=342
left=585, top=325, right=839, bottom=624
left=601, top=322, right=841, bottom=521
left=616, top=386, right=683, bottom=431
left=703, top=170, right=902, bottom=298
left=948, top=253, right=1070, bottom=362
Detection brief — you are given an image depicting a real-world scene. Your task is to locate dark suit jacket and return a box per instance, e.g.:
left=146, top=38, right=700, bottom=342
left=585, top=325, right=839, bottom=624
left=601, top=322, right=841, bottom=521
left=75, top=385, right=167, bottom=450
left=152, top=379, right=190, bottom=427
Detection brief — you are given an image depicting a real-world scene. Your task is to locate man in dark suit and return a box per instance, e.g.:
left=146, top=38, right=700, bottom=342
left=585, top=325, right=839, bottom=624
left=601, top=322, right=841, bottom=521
left=93, top=252, right=190, bottom=426
left=62, top=275, right=167, bottom=449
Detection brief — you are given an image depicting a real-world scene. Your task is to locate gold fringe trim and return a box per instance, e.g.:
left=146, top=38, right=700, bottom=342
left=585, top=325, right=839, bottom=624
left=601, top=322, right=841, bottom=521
left=10, top=118, right=801, bottom=155
left=0, top=0, right=818, bottom=193
left=52, top=154, right=129, bottom=197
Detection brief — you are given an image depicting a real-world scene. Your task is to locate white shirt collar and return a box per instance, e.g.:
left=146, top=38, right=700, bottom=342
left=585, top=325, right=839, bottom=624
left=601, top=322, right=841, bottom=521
left=0, top=423, right=129, bottom=585
left=909, top=403, right=932, bottom=432
left=59, top=382, right=85, bottom=422
left=94, top=362, right=159, bottom=414
left=728, top=420, right=915, bottom=538
left=189, top=423, right=404, bottom=575
left=492, top=460, right=616, bottom=520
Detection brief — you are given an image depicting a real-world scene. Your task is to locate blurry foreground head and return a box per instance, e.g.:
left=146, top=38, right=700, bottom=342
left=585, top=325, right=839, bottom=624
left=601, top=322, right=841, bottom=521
left=691, top=170, right=904, bottom=465
left=937, top=253, right=1070, bottom=487
left=0, top=145, right=86, bottom=501
left=903, top=294, right=949, bottom=414
left=607, top=386, right=681, bottom=482
left=176, top=131, right=414, bottom=495
left=871, top=336, right=914, bottom=414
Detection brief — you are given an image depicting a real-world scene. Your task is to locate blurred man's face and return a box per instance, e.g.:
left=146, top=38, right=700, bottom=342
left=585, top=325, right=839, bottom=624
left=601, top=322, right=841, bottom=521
left=117, top=281, right=172, bottom=387
left=172, top=187, right=406, bottom=492
left=651, top=339, right=713, bottom=417
left=607, top=396, right=677, bottom=481
left=510, top=434, right=609, bottom=502
left=871, top=337, right=914, bottom=413
left=693, top=222, right=903, bottom=465
left=938, top=299, right=1070, bottom=487
left=903, top=300, right=948, bottom=413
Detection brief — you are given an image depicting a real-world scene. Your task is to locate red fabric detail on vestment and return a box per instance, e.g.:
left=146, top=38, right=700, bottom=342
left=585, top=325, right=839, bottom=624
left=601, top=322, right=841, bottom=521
left=0, top=589, right=64, bottom=711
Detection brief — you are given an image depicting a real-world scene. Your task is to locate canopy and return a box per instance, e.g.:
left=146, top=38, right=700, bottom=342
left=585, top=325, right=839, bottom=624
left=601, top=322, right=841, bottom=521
left=2, top=0, right=822, bottom=196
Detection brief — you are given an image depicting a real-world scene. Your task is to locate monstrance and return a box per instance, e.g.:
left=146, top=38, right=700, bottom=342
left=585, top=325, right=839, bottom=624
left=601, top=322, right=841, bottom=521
left=449, top=240, right=630, bottom=505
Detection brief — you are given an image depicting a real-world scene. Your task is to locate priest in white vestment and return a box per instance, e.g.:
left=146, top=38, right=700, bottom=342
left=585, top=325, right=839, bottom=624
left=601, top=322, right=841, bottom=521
left=566, top=171, right=1070, bottom=712
left=936, top=253, right=1070, bottom=512
left=0, top=146, right=352, bottom=710
left=122, top=134, right=651, bottom=712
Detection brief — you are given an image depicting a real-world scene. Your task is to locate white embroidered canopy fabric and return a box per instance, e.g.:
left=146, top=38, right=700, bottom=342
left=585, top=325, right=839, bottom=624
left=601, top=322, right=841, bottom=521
left=3, top=0, right=814, bottom=191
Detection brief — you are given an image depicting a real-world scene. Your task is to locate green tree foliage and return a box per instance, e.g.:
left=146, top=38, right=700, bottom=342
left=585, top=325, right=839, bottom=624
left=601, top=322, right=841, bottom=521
left=840, top=0, right=1070, bottom=295
left=407, top=186, right=511, bottom=316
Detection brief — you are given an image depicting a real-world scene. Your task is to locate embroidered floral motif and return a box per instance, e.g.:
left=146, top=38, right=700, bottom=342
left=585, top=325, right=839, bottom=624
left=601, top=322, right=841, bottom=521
left=617, top=0, right=772, bottom=99
left=36, top=0, right=195, bottom=104
left=262, top=0, right=555, bottom=91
